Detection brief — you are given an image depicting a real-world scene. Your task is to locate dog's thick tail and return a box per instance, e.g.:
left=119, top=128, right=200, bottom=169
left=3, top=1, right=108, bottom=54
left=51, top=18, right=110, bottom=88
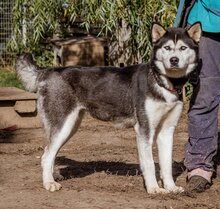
left=16, top=53, right=41, bottom=92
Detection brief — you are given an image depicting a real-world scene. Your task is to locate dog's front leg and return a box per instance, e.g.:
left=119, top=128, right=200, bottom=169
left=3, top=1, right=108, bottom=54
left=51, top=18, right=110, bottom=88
left=135, top=123, right=168, bottom=194
left=157, top=102, right=184, bottom=193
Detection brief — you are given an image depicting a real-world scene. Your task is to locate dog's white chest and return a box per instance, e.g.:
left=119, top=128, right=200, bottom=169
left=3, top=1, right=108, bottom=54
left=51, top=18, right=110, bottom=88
left=144, top=97, right=182, bottom=127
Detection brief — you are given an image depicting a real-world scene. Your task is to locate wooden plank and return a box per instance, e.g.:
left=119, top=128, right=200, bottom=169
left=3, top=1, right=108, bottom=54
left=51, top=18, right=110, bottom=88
left=0, top=106, right=41, bottom=129
left=14, top=100, right=36, bottom=113
left=0, top=87, right=37, bottom=101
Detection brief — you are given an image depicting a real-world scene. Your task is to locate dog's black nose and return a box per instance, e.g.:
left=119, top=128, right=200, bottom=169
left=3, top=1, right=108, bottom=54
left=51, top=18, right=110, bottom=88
left=170, top=57, right=179, bottom=66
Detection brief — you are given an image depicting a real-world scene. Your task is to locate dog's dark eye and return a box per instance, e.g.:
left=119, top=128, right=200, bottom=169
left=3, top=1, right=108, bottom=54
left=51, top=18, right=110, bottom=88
left=164, top=46, right=171, bottom=50
left=180, top=46, right=187, bottom=50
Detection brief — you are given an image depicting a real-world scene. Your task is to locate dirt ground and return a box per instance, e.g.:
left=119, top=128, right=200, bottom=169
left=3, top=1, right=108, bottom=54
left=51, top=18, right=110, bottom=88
left=1, top=103, right=220, bottom=209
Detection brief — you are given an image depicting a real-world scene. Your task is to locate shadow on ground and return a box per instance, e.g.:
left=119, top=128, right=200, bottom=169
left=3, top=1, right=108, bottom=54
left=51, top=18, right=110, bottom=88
left=56, top=156, right=185, bottom=183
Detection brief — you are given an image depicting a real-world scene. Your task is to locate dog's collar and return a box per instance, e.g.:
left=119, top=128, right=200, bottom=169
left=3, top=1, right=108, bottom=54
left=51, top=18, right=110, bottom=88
left=164, top=86, right=181, bottom=98
left=155, top=75, right=180, bottom=97
left=166, top=86, right=178, bottom=93
left=166, top=77, right=188, bottom=99
left=151, top=64, right=186, bottom=99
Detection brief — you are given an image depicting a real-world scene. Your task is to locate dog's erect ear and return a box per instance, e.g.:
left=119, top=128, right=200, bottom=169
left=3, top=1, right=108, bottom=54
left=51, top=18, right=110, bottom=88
left=151, top=23, right=166, bottom=43
left=187, top=22, right=202, bottom=43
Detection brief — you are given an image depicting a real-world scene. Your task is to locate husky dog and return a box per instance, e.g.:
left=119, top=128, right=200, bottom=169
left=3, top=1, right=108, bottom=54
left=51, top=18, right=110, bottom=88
left=16, top=22, right=201, bottom=194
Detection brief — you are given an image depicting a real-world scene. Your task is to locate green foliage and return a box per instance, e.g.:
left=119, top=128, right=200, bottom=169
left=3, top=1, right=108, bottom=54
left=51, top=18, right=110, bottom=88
left=33, top=47, right=54, bottom=68
left=0, top=71, right=23, bottom=88
left=8, top=0, right=179, bottom=65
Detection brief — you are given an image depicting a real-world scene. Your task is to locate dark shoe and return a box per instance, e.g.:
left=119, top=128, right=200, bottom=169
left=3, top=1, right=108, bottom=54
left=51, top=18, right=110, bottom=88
left=186, top=175, right=211, bottom=193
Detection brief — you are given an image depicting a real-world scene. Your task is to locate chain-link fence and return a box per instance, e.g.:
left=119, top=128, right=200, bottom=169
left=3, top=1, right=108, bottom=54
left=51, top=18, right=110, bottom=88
left=0, top=0, right=14, bottom=67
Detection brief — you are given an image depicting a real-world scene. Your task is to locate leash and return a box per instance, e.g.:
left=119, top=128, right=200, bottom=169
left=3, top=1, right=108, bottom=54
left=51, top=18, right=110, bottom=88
left=173, top=0, right=185, bottom=28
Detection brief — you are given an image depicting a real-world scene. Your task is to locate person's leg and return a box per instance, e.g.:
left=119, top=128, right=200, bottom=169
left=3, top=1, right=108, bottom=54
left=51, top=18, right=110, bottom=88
left=185, top=35, right=220, bottom=192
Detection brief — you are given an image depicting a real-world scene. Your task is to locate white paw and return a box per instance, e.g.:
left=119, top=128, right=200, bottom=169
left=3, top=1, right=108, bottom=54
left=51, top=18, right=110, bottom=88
left=44, top=181, right=62, bottom=192
left=166, top=185, right=184, bottom=193
left=147, top=187, right=169, bottom=194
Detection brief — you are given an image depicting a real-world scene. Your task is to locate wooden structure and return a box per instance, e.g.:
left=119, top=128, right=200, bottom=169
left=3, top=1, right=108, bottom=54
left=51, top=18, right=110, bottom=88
left=52, top=36, right=107, bottom=67
left=0, top=87, right=41, bottom=129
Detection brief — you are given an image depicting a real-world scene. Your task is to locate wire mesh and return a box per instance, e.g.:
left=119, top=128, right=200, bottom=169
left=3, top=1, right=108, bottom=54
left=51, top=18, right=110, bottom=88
left=0, top=0, right=15, bottom=67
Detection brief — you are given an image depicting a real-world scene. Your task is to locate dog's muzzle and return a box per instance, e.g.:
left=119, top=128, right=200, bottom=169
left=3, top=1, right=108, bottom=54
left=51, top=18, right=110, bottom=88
left=170, top=57, right=179, bottom=67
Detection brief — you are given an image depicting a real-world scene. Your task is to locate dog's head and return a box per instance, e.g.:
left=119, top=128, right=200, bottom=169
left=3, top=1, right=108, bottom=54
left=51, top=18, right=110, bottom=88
left=151, top=22, right=202, bottom=78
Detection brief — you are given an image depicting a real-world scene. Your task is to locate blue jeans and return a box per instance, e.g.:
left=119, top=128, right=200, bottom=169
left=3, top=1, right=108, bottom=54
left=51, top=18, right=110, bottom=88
left=184, top=34, right=220, bottom=172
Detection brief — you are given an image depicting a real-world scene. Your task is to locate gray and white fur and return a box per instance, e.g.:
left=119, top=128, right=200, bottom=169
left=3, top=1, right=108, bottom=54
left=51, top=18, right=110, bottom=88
left=16, top=22, right=202, bottom=194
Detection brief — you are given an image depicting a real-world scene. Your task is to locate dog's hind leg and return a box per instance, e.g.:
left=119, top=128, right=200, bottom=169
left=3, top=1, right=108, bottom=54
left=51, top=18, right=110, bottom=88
left=41, top=105, right=84, bottom=192
left=157, top=101, right=184, bottom=193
